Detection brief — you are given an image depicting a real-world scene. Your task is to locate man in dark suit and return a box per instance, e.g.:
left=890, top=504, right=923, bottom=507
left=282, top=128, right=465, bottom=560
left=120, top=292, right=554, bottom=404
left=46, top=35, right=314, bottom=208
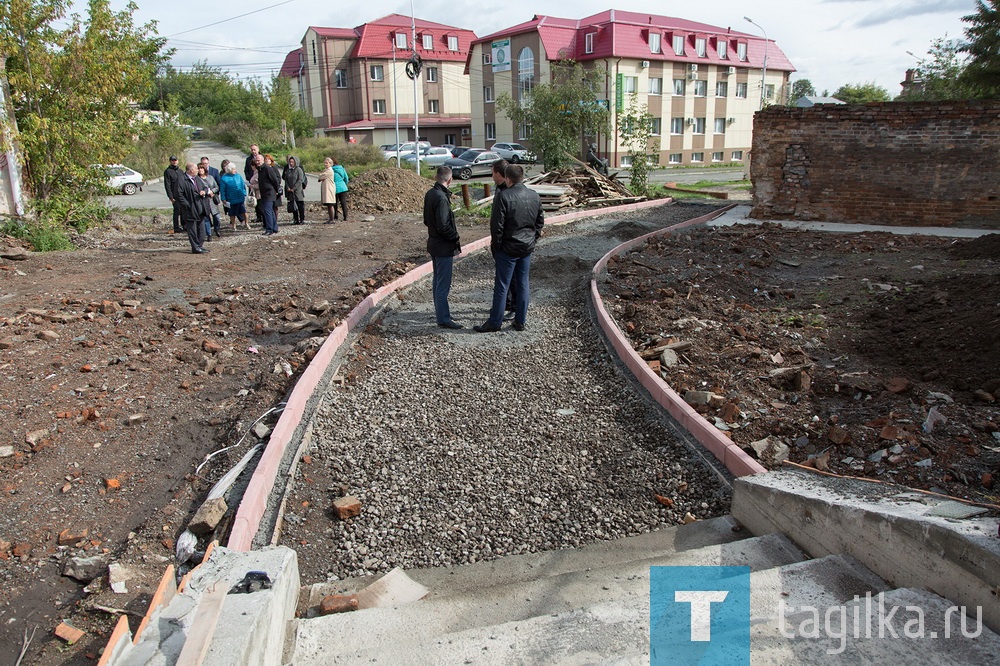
left=163, top=156, right=183, bottom=233
left=199, top=156, right=220, bottom=182
left=174, top=162, right=209, bottom=254
left=256, top=154, right=282, bottom=236
left=244, top=144, right=261, bottom=181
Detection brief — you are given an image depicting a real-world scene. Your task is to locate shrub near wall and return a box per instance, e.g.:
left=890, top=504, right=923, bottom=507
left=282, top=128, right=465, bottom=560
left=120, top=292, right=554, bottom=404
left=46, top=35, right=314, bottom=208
left=749, top=101, right=1000, bottom=229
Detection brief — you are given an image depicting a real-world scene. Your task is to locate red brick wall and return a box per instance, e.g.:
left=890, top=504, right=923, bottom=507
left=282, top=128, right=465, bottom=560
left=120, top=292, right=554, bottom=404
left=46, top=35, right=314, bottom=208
left=749, top=101, right=1000, bottom=228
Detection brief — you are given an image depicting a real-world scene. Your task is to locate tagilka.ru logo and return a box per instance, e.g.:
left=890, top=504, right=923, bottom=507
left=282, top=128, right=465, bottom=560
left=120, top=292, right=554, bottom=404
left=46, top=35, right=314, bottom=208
left=650, top=566, right=751, bottom=665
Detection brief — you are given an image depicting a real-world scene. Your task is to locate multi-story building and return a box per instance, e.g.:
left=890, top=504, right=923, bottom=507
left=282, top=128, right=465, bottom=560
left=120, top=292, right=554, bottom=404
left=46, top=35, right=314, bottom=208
left=466, top=10, right=794, bottom=167
left=282, top=14, right=477, bottom=146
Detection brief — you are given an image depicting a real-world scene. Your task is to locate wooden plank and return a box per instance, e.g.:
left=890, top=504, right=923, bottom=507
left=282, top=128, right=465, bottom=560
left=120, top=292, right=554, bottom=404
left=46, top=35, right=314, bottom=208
left=175, top=582, right=227, bottom=666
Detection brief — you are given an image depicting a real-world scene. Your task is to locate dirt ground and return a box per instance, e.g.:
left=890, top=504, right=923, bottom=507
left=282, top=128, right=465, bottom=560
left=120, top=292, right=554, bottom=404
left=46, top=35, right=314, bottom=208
left=601, top=224, right=1000, bottom=506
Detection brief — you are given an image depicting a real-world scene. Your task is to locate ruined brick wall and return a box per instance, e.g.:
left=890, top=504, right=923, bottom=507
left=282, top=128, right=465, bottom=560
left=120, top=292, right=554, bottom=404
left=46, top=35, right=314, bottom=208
left=749, top=101, right=1000, bottom=228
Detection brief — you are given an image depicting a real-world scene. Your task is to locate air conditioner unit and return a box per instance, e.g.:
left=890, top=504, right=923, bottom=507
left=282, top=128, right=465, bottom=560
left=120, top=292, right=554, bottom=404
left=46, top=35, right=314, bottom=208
left=689, top=64, right=698, bottom=71
left=461, top=128, right=470, bottom=135
left=686, top=118, right=695, bottom=125
left=640, top=60, right=650, bottom=68
left=727, top=66, right=737, bottom=75
left=727, top=117, right=736, bottom=124
left=688, top=71, right=698, bottom=80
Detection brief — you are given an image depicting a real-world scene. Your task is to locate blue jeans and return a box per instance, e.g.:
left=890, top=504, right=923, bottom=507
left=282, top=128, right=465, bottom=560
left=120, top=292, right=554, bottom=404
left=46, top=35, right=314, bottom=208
left=487, top=250, right=531, bottom=327
left=261, top=200, right=278, bottom=233
left=432, top=255, right=454, bottom=324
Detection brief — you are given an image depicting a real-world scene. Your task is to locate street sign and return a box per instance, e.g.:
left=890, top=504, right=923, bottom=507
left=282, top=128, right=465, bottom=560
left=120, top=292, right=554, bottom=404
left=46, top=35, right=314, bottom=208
left=492, top=39, right=511, bottom=73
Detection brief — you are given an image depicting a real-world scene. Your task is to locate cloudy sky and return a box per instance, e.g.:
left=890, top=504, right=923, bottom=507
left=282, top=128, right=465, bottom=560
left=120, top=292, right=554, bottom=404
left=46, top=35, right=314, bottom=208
left=101, top=0, right=974, bottom=96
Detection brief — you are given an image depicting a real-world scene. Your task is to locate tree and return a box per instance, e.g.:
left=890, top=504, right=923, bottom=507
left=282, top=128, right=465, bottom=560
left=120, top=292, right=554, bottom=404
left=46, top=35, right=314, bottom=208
left=791, top=79, right=816, bottom=101
left=618, top=93, right=657, bottom=196
left=905, top=37, right=974, bottom=100
left=961, top=0, right=1000, bottom=97
left=0, top=0, right=168, bottom=200
left=495, top=61, right=610, bottom=168
left=831, top=82, right=892, bottom=103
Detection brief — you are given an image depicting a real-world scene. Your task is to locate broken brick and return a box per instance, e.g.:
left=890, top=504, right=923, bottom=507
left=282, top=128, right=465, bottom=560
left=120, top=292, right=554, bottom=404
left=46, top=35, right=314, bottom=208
left=333, top=496, right=362, bottom=520
left=55, top=622, right=86, bottom=644
left=319, top=594, right=359, bottom=615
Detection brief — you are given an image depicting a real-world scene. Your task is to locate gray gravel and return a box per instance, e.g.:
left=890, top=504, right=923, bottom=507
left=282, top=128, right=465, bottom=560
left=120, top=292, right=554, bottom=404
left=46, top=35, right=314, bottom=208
left=296, top=204, right=731, bottom=581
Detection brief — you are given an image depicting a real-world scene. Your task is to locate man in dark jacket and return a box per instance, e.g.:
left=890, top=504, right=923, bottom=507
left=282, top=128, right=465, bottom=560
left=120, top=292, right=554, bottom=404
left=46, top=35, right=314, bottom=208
left=163, top=156, right=183, bottom=233
left=475, top=164, right=544, bottom=332
left=244, top=144, right=261, bottom=181
left=174, top=162, right=209, bottom=254
left=256, top=154, right=282, bottom=235
left=424, top=166, right=462, bottom=329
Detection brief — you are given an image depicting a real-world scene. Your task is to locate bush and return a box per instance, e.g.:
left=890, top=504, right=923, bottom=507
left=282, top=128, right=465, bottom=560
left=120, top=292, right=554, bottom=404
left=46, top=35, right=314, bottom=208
left=207, top=120, right=283, bottom=156
left=1, top=215, right=74, bottom=252
left=287, top=138, right=384, bottom=173
left=124, top=124, right=190, bottom=181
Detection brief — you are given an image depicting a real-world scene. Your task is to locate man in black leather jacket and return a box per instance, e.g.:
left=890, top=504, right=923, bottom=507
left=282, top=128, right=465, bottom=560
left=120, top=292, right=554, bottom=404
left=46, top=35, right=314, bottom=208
left=474, top=164, right=544, bottom=332
left=163, top=156, right=183, bottom=233
left=423, top=166, right=462, bottom=329
left=256, top=154, right=282, bottom=236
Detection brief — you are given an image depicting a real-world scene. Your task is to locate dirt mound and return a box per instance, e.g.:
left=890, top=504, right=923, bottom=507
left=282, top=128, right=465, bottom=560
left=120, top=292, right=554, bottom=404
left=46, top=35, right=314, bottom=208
left=347, top=168, right=433, bottom=215
left=949, top=233, right=1000, bottom=259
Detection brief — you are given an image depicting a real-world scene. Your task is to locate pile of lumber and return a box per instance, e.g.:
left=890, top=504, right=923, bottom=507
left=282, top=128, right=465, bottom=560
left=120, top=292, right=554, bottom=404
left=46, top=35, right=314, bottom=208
left=523, top=159, right=645, bottom=211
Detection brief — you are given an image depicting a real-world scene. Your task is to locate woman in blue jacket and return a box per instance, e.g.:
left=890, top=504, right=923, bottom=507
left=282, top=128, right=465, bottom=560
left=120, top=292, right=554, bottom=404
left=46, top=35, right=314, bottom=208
left=219, top=162, right=249, bottom=230
left=332, top=157, right=350, bottom=222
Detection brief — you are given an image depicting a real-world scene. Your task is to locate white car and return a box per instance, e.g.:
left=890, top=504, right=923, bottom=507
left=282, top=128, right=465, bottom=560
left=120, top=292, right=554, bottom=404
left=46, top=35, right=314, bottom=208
left=383, top=141, right=431, bottom=161
left=103, top=165, right=145, bottom=195
left=401, top=147, right=454, bottom=167
left=490, top=142, right=536, bottom=164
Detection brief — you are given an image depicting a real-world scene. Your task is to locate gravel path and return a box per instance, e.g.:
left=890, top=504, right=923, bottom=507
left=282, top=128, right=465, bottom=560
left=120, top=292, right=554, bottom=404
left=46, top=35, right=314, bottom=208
left=281, top=203, right=731, bottom=582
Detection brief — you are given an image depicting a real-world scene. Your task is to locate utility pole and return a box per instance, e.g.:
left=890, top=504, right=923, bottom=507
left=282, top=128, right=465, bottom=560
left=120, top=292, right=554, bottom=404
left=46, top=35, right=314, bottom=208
left=410, top=1, right=420, bottom=174
left=744, top=17, right=769, bottom=110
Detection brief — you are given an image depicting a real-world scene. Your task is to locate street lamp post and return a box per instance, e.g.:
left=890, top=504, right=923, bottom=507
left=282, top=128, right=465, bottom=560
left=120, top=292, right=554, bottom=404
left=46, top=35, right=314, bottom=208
left=744, top=16, right=769, bottom=110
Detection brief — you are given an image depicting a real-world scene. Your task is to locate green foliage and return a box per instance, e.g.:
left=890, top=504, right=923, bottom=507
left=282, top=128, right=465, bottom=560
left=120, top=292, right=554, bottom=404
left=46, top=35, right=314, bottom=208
left=961, top=0, right=1000, bottom=97
left=123, top=123, right=189, bottom=181
left=618, top=93, right=657, bottom=196
left=791, top=79, right=817, bottom=100
left=831, top=82, right=892, bottom=103
left=279, top=138, right=383, bottom=173
left=1, top=216, right=73, bottom=251
left=905, top=37, right=976, bottom=101
left=495, top=61, right=610, bottom=168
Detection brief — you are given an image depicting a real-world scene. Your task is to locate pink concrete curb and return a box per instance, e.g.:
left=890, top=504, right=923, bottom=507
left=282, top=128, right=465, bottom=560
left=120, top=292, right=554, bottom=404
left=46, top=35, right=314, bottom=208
left=227, top=197, right=676, bottom=551
left=589, top=203, right=767, bottom=478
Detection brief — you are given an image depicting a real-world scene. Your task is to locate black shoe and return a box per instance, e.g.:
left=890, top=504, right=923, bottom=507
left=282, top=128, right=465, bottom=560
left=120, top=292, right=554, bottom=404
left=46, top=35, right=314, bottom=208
left=199, top=247, right=210, bottom=253
left=512, top=322, right=525, bottom=331
left=437, top=320, right=463, bottom=329
left=205, top=235, right=212, bottom=241
left=192, top=248, right=205, bottom=254
left=473, top=322, right=501, bottom=333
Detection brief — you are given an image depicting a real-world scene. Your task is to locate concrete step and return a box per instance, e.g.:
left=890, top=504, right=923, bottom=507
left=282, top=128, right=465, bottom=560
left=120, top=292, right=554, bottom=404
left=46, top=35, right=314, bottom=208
left=302, top=515, right=748, bottom=613
left=288, top=532, right=806, bottom=663
left=289, top=553, right=889, bottom=665
left=752, top=587, right=1000, bottom=665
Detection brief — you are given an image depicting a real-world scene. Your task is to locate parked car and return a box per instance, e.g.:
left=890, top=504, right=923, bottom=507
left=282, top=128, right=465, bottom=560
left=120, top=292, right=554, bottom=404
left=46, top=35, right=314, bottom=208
left=383, top=141, right=431, bottom=161
left=101, top=164, right=145, bottom=195
left=490, top=142, right=535, bottom=164
left=402, top=146, right=454, bottom=167
left=443, top=149, right=502, bottom=180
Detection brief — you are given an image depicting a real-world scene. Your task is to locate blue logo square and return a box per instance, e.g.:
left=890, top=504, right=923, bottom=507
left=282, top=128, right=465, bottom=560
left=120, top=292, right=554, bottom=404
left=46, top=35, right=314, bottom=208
left=650, top=566, right=751, bottom=665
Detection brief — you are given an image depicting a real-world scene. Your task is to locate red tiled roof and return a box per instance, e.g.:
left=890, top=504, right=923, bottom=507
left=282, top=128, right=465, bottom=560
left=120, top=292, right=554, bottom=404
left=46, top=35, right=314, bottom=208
left=310, top=14, right=477, bottom=62
left=278, top=48, right=302, bottom=78
left=468, top=10, right=794, bottom=72
left=309, top=26, right=358, bottom=39
left=327, top=116, right=471, bottom=131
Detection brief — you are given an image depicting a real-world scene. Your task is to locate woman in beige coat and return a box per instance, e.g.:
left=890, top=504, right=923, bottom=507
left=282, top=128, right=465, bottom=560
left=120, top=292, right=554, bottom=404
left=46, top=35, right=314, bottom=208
left=318, top=157, right=337, bottom=223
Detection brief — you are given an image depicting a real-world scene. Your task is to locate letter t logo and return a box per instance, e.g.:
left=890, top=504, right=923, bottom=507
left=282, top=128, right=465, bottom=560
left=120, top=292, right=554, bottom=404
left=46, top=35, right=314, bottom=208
left=674, top=591, right=729, bottom=641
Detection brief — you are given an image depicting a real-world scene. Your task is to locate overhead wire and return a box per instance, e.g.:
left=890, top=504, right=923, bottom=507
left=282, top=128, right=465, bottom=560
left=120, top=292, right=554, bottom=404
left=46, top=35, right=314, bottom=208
left=166, top=0, right=299, bottom=38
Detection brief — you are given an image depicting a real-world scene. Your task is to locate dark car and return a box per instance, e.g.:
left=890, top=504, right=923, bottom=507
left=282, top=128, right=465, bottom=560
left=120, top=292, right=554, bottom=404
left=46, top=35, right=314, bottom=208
left=443, top=149, right=501, bottom=180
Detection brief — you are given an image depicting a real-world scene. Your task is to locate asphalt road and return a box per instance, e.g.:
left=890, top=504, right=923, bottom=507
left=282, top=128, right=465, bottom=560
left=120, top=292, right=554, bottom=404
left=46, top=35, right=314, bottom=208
left=105, top=140, right=745, bottom=209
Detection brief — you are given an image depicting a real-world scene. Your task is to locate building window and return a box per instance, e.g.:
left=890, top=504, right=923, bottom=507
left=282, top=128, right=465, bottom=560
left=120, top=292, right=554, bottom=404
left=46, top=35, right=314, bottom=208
left=372, top=99, right=386, bottom=114
left=737, top=42, right=748, bottom=61
left=423, top=34, right=433, bottom=50
left=712, top=151, right=724, bottom=162
left=622, top=76, right=638, bottom=94
left=482, top=51, right=491, bottom=65
left=448, top=35, right=459, bottom=51
left=692, top=152, right=704, bottom=162
left=621, top=154, right=633, bottom=167
left=670, top=117, right=684, bottom=134
left=519, top=122, right=532, bottom=140
left=714, top=118, right=726, bottom=134
left=426, top=67, right=438, bottom=83
left=311, top=40, right=316, bottom=65
left=718, top=40, right=728, bottom=60
left=673, top=78, right=685, bottom=96
left=518, top=47, right=535, bottom=102
left=484, top=86, right=494, bottom=103
left=732, top=150, right=744, bottom=160
left=648, top=77, right=662, bottom=95
left=696, top=37, right=707, bottom=57
left=370, top=65, right=384, bottom=81
left=669, top=153, right=682, bottom=164
left=650, top=32, right=661, bottom=54
left=585, top=33, right=595, bottom=54
left=650, top=118, right=662, bottom=135
left=445, top=133, right=456, bottom=145
left=736, top=82, right=748, bottom=98
left=486, top=122, right=496, bottom=141
left=395, top=33, right=407, bottom=49
left=673, top=34, right=685, bottom=56
left=694, top=118, right=706, bottom=134
left=693, top=80, right=707, bottom=96
left=335, top=69, right=348, bottom=88
left=765, top=84, right=775, bottom=100
left=716, top=81, right=728, bottom=97
left=428, top=99, right=439, bottom=114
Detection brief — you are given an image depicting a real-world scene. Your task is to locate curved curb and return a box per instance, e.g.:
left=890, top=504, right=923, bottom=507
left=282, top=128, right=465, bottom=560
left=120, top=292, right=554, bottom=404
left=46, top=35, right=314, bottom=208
left=227, top=196, right=677, bottom=551
left=589, top=204, right=767, bottom=478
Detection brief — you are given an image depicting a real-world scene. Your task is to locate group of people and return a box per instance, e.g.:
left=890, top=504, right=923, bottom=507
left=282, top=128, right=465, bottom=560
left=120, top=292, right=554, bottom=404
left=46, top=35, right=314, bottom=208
left=164, top=144, right=352, bottom=253
left=423, top=160, right=544, bottom=332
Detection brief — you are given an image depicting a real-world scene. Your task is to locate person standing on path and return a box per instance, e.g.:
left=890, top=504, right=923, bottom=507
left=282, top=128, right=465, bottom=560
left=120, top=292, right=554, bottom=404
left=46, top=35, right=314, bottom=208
left=491, top=159, right=516, bottom=321
left=332, top=157, right=350, bottom=221
left=219, top=162, right=248, bottom=230
left=244, top=144, right=261, bottom=181
left=423, top=166, right=462, bottom=329
left=474, top=164, right=544, bottom=333
left=174, top=162, right=209, bottom=254
left=318, top=157, right=336, bottom=223
left=256, top=154, right=282, bottom=236
left=197, top=163, right=222, bottom=240
left=163, top=156, right=183, bottom=234
left=282, top=156, right=306, bottom=224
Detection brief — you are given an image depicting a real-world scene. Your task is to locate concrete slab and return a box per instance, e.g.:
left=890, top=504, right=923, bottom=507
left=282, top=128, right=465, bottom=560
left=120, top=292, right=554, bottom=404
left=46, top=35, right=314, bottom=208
left=732, top=469, right=1000, bottom=633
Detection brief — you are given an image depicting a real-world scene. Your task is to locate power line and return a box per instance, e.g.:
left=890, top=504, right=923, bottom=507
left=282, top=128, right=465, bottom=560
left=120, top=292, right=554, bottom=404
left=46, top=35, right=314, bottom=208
left=167, top=0, right=299, bottom=38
